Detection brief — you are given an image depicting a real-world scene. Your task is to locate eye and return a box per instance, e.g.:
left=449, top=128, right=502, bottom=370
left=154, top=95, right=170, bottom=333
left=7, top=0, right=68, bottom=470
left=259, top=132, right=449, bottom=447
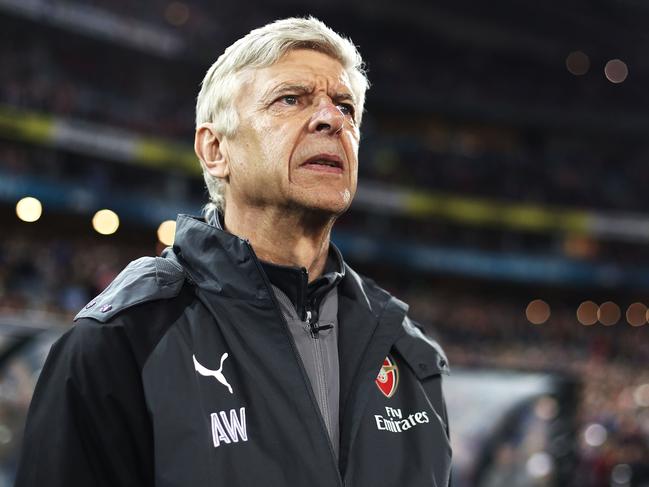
left=279, top=95, right=299, bottom=105
left=337, top=103, right=355, bottom=118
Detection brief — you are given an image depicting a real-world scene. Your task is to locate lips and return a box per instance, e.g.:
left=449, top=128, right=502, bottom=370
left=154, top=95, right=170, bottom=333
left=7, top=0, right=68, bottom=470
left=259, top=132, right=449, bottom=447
left=300, top=153, right=344, bottom=173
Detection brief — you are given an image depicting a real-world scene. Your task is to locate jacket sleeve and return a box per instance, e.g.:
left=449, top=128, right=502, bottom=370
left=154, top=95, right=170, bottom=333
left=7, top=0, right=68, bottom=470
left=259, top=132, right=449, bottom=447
left=14, top=319, right=154, bottom=487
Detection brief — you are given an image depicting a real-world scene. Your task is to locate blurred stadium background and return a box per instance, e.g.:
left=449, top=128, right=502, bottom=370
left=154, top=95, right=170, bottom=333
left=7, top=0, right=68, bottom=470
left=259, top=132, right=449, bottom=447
left=1, top=0, right=649, bottom=485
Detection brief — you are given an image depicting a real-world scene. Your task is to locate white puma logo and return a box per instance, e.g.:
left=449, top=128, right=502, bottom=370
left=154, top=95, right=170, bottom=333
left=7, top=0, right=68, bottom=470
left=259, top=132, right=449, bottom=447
left=193, top=353, right=233, bottom=394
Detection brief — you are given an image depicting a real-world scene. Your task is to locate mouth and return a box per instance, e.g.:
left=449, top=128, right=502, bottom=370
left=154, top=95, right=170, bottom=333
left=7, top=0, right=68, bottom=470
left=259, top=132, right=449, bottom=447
left=300, top=154, right=344, bottom=174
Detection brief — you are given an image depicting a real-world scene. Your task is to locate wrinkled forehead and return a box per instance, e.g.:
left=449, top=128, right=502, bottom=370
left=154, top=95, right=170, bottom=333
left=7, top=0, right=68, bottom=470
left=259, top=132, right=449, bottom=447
left=236, top=49, right=356, bottom=103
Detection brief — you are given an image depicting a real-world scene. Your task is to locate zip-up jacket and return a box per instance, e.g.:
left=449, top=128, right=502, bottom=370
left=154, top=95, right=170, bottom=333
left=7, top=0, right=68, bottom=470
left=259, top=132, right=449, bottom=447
left=16, top=214, right=452, bottom=487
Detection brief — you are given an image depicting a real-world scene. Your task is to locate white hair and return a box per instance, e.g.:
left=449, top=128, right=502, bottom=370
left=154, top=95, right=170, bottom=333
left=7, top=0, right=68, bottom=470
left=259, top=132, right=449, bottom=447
left=195, top=16, right=370, bottom=221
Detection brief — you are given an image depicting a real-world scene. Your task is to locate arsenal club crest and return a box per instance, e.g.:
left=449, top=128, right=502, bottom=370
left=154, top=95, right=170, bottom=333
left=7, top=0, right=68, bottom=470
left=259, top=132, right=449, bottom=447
left=375, top=356, right=399, bottom=398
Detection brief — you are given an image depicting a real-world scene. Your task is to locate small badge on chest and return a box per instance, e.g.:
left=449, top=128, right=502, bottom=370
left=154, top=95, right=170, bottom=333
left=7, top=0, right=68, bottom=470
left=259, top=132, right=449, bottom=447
left=375, top=356, right=399, bottom=398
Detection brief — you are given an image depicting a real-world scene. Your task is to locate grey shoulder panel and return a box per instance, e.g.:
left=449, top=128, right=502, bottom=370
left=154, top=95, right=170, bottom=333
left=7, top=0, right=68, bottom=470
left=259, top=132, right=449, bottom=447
left=396, top=316, right=450, bottom=378
left=74, top=254, right=187, bottom=323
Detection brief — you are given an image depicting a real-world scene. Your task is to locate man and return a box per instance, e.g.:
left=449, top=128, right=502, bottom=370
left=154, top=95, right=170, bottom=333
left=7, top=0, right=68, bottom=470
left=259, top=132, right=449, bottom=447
left=16, top=17, right=451, bottom=487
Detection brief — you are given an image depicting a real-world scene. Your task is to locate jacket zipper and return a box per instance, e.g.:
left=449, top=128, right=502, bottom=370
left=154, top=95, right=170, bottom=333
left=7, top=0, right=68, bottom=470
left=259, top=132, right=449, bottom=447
left=305, top=308, right=332, bottom=440
left=245, top=241, right=344, bottom=487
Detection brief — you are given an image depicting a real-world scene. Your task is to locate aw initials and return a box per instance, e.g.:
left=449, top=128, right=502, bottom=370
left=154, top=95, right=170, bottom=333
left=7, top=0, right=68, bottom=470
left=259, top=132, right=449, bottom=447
left=211, top=407, right=248, bottom=448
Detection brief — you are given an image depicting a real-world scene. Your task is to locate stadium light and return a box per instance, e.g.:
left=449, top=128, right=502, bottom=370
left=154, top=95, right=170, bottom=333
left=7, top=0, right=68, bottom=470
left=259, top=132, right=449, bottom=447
left=598, top=301, right=621, bottom=326
left=626, top=302, right=647, bottom=327
left=92, top=209, right=120, bottom=235
left=566, top=51, right=590, bottom=76
left=16, top=196, right=43, bottom=222
left=611, top=464, right=632, bottom=485
left=526, top=299, right=550, bottom=325
left=604, top=59, right=628, bottom=83
left=526, top=452, right=554, bottom=479
left=577, top=301, right=598, bottom=326
left=157, top=220, right=176, bottom=246
left=165, top=2, right=190, bottom=26
left=584, top=423, right=607, bottom=447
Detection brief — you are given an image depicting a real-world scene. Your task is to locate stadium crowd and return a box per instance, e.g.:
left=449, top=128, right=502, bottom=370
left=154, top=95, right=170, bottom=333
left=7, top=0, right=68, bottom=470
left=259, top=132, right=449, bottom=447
left=4, top=10, right=649, bottom=214
left=0, top=24, right=196, bottom=140
left=9, top=0, right=646, bottom=113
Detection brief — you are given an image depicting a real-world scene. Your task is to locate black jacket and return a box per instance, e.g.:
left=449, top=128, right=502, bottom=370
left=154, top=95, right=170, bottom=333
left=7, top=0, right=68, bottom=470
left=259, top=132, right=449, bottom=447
left=16, top=215, right=452, bottom=487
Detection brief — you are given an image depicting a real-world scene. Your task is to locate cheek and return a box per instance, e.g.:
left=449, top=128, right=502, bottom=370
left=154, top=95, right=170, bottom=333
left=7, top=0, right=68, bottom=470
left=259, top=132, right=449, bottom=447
left=253, top=121, right=295, bottom=173
left=344, top=133, right=360, bottom=170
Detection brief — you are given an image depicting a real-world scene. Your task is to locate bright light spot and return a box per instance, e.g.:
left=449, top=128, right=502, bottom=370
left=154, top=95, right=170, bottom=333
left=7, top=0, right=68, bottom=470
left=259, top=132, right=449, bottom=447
left=626, top=303, right=647, bottom=327
left=534, top=396, right=559, bottom=421
left=157, top=220, right=176, bottom=246
left=165, top=1, right=190, bottom=26
left=598, top=301, right=621, bottom=326
left=563, top=235, right=598, bottom=259
left=526, top=299, right=550, bottom=325
left=584, top=423, right=607, bottom=447
left=633, top=384, right=649, bottom=407
left=566, top=51, right=590, bottom=76
left=611, top=464, right=632, bottom=484
left=526, top=452, right=554, bottom=478
left=16, top=197, right=42, bottom=222
left=605, top=59, right=628, bottom=84
left=92, top=209, right=120, bottom=235
left=577, top=301, right=598, bottom=326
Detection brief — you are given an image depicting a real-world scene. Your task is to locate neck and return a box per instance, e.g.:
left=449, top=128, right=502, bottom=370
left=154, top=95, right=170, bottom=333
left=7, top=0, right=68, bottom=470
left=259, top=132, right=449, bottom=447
left=223, top=205, right=335, bottom=282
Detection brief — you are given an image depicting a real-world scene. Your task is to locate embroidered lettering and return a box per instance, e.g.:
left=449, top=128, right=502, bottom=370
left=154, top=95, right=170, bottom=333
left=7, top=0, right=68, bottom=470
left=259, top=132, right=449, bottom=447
left=374, top=408, right=430, bottom=433
left=211, top=407, right=248, bottom=447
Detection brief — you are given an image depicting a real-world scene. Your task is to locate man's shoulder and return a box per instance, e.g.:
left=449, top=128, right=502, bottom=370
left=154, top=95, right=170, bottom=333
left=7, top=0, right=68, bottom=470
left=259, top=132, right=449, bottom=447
left=341, top=264, right=393, bottom=311
left=74, top=252, right=189, bottom=325
left=66, top=252, right=195, bottom=370
left=395, top=316, right=450, bottom=377
left=344, top=265, right=450, bottom=376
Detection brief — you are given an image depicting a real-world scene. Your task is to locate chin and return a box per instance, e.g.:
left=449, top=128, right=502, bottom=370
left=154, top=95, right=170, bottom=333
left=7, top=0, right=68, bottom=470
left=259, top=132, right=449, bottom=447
left=290, top=190, right=353, bottom=217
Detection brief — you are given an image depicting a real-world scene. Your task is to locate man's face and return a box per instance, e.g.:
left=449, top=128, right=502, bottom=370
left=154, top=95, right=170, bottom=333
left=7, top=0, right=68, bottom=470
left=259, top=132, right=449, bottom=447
left=222, top=49, right=360, bottom=216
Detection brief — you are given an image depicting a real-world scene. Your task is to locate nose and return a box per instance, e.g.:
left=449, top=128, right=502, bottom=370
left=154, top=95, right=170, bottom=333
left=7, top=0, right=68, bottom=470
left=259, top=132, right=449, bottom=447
left=308, top=99, right=345, bottom=135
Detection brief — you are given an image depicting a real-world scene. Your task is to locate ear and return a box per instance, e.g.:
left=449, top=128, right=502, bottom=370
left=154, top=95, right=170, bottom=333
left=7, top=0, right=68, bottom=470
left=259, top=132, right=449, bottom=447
left=195, top=123, right=229, bottom=179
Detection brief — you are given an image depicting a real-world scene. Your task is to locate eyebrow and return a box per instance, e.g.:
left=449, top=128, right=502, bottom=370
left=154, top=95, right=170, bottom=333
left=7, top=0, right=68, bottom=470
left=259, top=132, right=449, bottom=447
left=332, top=92, right=356, bottom=105
left=262, top=82, right=311, bottom=101
left=263, top=82, right=357, bottom=106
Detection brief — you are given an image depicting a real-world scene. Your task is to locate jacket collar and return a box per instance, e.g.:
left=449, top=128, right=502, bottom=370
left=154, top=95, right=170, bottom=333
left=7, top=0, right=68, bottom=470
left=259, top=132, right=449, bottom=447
left=260, top=246, right=345, bottom=320
left=172, top=214, right=270, bottom=301
left=172, top=214, right=404, bottom=318
left=172, top=214, right=348, bottom=300
left=208, top=211, right=345, bottom=318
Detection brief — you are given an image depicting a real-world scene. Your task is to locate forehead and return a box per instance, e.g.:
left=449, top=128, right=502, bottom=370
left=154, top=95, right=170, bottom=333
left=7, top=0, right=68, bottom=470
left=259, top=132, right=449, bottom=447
left=244, top=49, right=353, bottom=98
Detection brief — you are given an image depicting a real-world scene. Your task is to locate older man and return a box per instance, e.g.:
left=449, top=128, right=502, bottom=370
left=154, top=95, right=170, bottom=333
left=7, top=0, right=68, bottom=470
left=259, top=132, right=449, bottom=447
left=16, top=17, right=451, bottom=487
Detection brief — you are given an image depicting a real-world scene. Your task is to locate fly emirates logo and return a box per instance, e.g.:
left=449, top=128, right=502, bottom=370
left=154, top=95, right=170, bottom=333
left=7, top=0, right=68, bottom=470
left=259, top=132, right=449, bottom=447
left=375, top=406, right=430, bottom=433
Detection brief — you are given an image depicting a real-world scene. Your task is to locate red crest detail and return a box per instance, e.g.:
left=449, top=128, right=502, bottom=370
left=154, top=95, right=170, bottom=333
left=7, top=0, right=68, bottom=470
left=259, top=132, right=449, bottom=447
left=375, top=356, right=399, bottom=398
